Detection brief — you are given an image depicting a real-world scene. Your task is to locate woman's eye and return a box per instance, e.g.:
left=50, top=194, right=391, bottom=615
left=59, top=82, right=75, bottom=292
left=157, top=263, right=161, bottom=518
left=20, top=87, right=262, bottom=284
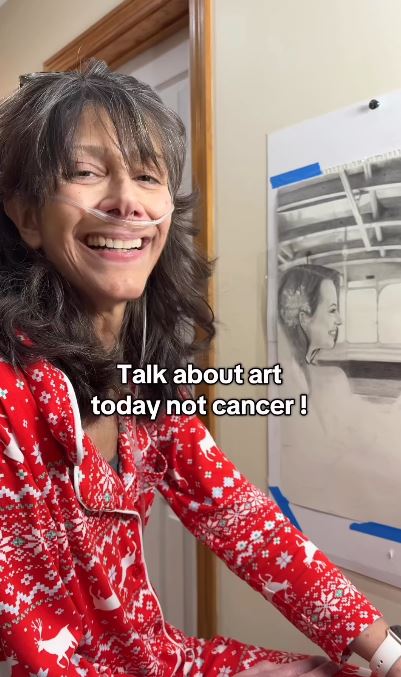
left=136, top=174, right=160, bottom=184
left=70, top=162, right=103, bottom=180
left=74, top=170, right=97, bottom=177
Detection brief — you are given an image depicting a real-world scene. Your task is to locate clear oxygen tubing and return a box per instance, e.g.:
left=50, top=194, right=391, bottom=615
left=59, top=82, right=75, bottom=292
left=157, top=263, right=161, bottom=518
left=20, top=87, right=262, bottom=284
left=136, top=292, right=147, bottom=398
left=52, top=194, right=174, bottom=230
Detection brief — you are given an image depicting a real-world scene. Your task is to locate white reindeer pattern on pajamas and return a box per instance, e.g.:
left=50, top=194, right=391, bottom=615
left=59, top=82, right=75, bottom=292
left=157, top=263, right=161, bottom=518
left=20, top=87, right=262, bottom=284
left=295, top=535, right=326, bottom=572
left=32, top=619, right=78, bottom=668
left=198, top=427, right=217, bottom=461
left=259, top=574, right=294, bottom=603
left=119, top=549, right=137, bottom=591
left=3, top=431, right=24, bottom=463
left=89, top=585, right=121, bottom=611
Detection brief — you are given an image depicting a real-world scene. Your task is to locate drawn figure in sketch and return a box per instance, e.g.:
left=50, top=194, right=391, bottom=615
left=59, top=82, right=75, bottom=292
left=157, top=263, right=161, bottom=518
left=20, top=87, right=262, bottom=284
left=277, top=263, right=358, bottom=437
left=278, top=264, right=343, bottom=406
left=277, top=264, right=401, bottom=527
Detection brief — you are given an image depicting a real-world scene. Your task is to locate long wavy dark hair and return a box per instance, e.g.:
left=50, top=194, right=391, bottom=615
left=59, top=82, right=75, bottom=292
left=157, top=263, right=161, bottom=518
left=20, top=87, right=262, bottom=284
left=0, top=59, right=215, bottom=422
left=278, top=264, right=341, bottom=369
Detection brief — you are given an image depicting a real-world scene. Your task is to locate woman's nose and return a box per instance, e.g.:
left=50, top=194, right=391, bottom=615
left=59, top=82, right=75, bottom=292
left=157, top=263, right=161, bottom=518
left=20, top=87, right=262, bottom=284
left=335, top=312, right=342, bottom=325
left=99, top=174, right=148, bottom=220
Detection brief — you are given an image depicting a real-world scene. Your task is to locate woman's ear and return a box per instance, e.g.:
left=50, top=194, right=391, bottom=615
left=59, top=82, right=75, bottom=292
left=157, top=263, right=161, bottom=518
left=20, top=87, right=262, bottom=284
left=3, top=197, right=42, bottom=249
left=299, top=310, right=309, bottom=332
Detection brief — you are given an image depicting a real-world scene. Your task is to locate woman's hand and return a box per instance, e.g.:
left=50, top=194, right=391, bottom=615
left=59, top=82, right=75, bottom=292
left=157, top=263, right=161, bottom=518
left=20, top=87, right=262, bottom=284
left=235, top=656, right=340, bottom=677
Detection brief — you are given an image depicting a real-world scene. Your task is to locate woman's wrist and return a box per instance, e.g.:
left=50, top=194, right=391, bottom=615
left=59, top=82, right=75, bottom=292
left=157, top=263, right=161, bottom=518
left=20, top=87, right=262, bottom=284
left=349, top=617, right=389, bottom=662
left=349, top=618, right=401, bottom=676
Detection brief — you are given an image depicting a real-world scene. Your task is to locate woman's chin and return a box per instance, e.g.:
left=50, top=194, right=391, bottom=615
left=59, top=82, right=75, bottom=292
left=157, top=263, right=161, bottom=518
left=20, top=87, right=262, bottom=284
left=321, top=339, right=336, bottom=351
left=77, top=287, right=146, bottom=313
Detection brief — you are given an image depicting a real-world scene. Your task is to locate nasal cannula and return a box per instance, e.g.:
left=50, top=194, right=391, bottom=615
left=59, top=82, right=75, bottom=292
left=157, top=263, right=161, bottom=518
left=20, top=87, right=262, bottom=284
left=52, top=195, right=174, bottom=230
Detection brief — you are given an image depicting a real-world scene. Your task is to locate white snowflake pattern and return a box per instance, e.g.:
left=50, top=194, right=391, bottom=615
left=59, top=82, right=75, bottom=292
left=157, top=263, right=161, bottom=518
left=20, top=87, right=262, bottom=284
left=218, top=668, right=232, bottom=676
left=264, top=520, right=275, bottom=531
left=0, top=531, right=13, bottom=562
left=21, top=573, right=34, bottom=585
left=68, top=514, right=88, bottom=536
left=276, top=550, right=293, bottom=569
left=0, top=388, right=8, bottom=399
left=337, top=577, right=357, bottom=599
left=22, top=528, right=47, bottom=556
left=98, top=471, right=115, bottom=496
left=39, top=391, right=51, bottom=404
left=214, top=501, right=253, bottom=531
left=313, top=591, right=340, bottom=620
left=275, top=653, right=307, bottom=664
left=246, top=486, right=268, bottom=508
left=31, top=369, right=44, bottom=382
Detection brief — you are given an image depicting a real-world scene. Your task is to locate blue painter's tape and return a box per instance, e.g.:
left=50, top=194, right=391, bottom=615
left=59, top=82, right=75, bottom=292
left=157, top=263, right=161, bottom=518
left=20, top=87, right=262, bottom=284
left=269, top=486, right=302, bottom=531
left=270, top=162, right=323, bottom=189
left=350, top=521, right=401, bottom=543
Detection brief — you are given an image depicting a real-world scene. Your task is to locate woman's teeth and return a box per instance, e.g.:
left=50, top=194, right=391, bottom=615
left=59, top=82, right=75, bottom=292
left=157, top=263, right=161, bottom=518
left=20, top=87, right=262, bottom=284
left=85, top=235, right=142, bottom=250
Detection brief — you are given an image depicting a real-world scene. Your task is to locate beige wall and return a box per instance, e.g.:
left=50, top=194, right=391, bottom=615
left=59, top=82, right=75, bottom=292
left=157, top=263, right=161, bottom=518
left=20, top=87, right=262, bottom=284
left=0, top=0, right=121, bottom=97
left=213, top=0, right=401, bottom=658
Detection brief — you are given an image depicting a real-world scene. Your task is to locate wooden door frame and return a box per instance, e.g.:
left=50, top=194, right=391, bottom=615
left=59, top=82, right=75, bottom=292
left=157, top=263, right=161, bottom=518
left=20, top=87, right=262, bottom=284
left=44, top=0, right=217, bottom=639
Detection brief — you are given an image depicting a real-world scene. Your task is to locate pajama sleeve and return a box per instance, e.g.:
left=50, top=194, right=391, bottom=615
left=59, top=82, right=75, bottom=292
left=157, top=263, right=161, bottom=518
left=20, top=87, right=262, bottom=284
left=0, top=417, right=129, bottom=677
left=155, top=414, right=382, bottom=664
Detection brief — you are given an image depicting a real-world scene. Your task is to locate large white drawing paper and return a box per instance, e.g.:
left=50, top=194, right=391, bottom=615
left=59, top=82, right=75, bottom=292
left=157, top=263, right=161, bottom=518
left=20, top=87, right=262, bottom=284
left=267, top=90, right=401, bottom=586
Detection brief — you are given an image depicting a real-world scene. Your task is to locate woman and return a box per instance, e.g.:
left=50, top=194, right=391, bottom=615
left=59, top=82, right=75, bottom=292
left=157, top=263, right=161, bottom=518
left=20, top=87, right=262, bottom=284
left=0, top=60, right=396, bottom=676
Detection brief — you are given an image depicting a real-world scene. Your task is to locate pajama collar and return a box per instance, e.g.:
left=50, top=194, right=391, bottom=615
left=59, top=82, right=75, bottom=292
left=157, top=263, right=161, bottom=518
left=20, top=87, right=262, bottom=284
left=9, top=332, right=167, bottom=515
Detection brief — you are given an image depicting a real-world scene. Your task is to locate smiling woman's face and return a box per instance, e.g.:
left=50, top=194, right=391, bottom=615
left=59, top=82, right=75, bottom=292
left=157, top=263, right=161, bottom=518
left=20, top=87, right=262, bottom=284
left=10, top=106, right=173, bottom=314
left=302, top=278, right=342, bottom=352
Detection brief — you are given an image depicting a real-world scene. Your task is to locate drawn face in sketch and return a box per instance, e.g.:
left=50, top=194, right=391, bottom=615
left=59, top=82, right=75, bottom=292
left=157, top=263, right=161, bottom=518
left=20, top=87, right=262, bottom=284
left=300, top=278, right=342, bottom=353
left=278, top=264, right=342, bottom=367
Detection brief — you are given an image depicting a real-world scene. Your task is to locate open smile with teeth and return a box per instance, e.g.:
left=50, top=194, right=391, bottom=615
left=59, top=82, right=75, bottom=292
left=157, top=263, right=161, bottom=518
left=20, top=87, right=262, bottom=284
left=85, top=235, right=149, bottom=251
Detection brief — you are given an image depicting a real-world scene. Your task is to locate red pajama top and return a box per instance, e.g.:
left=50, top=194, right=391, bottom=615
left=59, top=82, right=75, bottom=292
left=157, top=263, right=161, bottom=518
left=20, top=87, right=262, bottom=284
left=0, top=339, right=381, bottom=675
